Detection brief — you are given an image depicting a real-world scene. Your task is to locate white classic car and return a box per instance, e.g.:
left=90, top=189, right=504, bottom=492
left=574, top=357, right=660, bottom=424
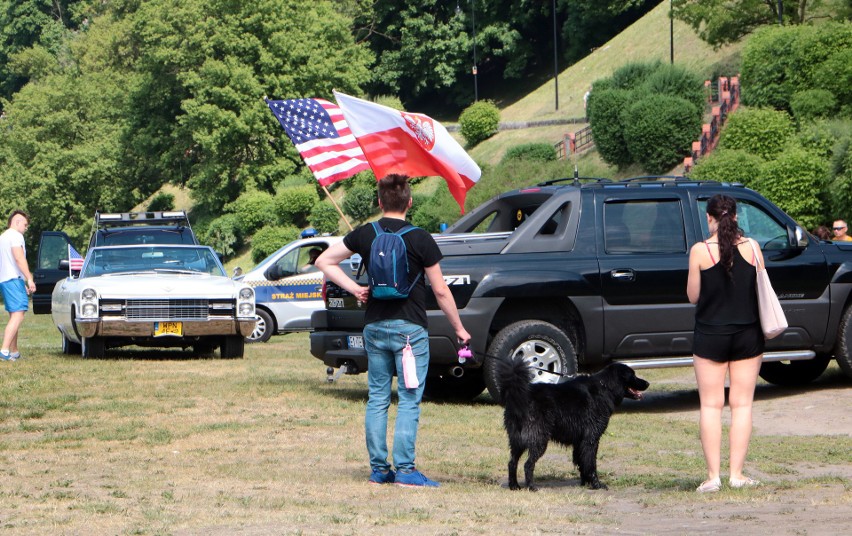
left=51, top=244, right=256, bottom=358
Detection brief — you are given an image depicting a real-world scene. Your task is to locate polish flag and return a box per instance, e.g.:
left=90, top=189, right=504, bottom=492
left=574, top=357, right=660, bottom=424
left=333, top=91, right=481, bottom=213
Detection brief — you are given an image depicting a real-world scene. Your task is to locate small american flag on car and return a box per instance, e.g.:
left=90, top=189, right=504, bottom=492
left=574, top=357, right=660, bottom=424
left=68, top=244, right=84, bottom=272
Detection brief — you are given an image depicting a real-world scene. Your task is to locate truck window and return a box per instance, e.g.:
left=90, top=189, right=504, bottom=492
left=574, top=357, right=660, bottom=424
left=697, top=198, right=787, bottom=250
left=604, top=199, right=686, bottom=253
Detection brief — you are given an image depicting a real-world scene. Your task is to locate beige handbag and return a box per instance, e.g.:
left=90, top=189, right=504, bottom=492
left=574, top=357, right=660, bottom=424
left=749, top=239, right=788, bottom=339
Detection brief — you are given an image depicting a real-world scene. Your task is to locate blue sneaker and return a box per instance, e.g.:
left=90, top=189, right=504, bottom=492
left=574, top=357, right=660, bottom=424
left=0, top=351, right=15, bottom=362
left=369, top=469, right=395, bottom=484
left=395, top=470, right=439, bottom=488
left=9, top=352, right=20, bottom=360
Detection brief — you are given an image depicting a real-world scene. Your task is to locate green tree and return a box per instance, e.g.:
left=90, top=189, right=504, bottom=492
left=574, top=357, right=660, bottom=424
left=672, top=0, right=814, bottom=48
left=122, top=0, right=373, bottom=213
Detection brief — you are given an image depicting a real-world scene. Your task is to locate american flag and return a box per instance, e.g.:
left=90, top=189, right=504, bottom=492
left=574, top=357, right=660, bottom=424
left=68, top=244, right=84, bottom=272
left=266, top=98, right=370, bottom=186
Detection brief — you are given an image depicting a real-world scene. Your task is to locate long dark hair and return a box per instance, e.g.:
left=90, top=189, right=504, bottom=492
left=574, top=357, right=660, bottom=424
left=707, top=194, right=742, bottom=277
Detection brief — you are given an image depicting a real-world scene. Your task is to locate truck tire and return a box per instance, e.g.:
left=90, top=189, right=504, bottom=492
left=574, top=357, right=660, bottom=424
left=483, top=320, right=578, bottom=404
left=192, top=341, right=216, bottom=357
left=220, top=336, right=245, bottom=359
left=62, top=335, right=82, bottom=355
left=834, top=306, right=852, bottom=379
left=423, top=370, right=486, bottom=402
left=246, top=309, right=274, bottom=344
left=758, top=354, right=830, bottom=386
left=82, top=336, right=105, bottom=359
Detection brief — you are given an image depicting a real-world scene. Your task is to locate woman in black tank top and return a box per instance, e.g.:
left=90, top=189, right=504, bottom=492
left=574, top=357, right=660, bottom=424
left=686, top=194, right=764, bottom=493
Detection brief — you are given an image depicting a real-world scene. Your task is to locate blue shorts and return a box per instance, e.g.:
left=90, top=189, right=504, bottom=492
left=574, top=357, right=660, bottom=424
left=0, top=278, right=29, bottom=313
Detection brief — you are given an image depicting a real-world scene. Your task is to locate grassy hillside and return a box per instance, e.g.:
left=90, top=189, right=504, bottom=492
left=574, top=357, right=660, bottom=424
left=468, top=0, right=743, bottom=168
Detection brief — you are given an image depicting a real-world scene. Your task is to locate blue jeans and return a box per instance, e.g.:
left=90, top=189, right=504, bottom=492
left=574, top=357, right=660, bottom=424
left=363, top=319, right=430, bottom=473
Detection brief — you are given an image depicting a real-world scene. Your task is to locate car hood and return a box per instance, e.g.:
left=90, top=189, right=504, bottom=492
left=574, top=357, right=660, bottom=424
left=78, top=273, right=243, bottom=299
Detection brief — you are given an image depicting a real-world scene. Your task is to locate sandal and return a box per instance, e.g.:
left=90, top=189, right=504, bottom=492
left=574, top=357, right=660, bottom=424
left=696, top=477, right=721, bottom=493
left=729, top=476, right=761, bottom=489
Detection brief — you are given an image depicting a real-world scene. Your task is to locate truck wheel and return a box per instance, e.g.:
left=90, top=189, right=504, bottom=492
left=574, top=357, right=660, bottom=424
left=220, top=336, right=245, bottom=359
left=245, top=309, right=274, bottom=343
left=834, top=306, right=852, bottom=379
left=759, top=354, right=830, bottom=386
left=62, top=335, right=82, bottom=355
left=484, top=320, right=578, bottom=404
left=423, top=370, right=486, bottom=402
left=81, top=336, right=105, bottom=359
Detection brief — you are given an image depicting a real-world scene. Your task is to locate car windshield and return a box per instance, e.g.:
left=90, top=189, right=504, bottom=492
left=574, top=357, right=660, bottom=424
left=82, top=246, right=226, bottom=277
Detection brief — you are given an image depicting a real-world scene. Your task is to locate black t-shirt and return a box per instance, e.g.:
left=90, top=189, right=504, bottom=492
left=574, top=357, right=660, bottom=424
left=343, top=217, right=442, bottom=328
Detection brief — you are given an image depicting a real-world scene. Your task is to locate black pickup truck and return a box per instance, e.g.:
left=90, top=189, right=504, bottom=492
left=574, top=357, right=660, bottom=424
left=310, top=177, right=852, bottom=401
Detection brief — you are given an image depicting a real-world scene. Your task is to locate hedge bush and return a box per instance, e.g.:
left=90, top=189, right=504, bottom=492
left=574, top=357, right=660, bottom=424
left=147, top=192, right=175, bottom=212
left=790, top=89, right=837, bottom=121
left=309, top=202, right=341, bottom=235
left=501, top=143, right=557, bottom=164
left=622, top=94, right=702, bottom=175
left=718, top=108, right=795, bottom=159
left=688, top=149, right=763, bottom=190
left=459, top=100, right=500, bottom=147
left=758, top=145, right=830, bottom=230
left=640, top=64, right=705, bottom=120
left=202, top=213, right=242, bottom=259
left=610, top=60, right=663, bottom=90
left=274, top=184, right=319, bottom=227
left=251, top=225, right=300, bottom=263
left=342, top=185, right=377, bottom=222
left=742, top=23, right=852, bottom=112
left=587, top=88, right=632, bottom=168
left=228, top=190, right=276, bottom=236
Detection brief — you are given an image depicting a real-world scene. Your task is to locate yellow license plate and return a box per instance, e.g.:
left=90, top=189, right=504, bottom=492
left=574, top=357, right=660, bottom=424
left=154, top=321, right=183, bottom=337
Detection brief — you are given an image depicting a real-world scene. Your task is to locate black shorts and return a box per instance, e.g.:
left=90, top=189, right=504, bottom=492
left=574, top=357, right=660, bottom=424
left=693, top=323, right=764, bottom=363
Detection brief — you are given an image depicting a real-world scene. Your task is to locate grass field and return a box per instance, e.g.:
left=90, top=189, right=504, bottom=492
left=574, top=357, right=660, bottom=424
left=1, top=313, right=850, bottom=534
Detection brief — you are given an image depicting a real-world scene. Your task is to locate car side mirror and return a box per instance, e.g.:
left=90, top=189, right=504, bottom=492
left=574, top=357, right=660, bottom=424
left=790, top=225, right=809, bottom=248
left=58, top=259, right=81, bottom=277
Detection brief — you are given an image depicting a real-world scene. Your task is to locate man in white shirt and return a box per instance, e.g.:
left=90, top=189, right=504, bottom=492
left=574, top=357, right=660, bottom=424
left=0, top=210, right=36, bottom=361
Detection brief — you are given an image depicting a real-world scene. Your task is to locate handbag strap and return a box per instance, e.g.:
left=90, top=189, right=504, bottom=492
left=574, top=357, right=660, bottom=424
left=748, top=238, right=763, bottom=270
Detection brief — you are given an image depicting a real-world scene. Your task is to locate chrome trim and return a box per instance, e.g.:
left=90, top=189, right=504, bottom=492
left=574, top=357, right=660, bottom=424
left=617, top=350, right=817, bottom=369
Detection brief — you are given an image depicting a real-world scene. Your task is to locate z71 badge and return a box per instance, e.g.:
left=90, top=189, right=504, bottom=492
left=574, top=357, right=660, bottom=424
left=443, top=275, right=471, bottom=286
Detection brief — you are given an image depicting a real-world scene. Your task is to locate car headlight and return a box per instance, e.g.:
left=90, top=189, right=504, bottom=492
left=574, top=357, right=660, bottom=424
left=79, top=288, right=99, bottom=318
left=238, top=303, right=254, bottom=316
left=239, top=287, right=254, bottom=300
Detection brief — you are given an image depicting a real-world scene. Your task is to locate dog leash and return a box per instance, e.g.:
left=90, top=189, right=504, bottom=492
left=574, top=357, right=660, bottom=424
left=459, top=344, right=574, bottom=378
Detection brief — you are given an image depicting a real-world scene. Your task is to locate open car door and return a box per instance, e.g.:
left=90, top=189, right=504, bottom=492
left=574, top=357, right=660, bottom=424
left=33, top=231, right=78, bottom=314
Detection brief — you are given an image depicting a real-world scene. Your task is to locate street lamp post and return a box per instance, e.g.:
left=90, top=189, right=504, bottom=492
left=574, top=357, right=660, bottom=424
left=456, top=1, right=478, bottom=102
left=552, top=0, right=559, bottom=110
left=470, top=0, right=478, bottom=101
left=670, top=0, right=674, bottom=64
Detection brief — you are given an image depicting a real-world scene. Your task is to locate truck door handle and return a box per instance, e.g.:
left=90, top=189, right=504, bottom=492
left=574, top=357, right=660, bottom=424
left=610, top=269, right=635, bottom=282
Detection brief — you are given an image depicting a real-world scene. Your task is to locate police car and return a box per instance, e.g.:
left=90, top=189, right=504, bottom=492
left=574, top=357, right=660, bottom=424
left=235, top=230, right=357, bottom=343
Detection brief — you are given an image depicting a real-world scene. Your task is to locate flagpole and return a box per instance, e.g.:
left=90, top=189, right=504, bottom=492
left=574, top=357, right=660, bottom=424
left=321, top=185, right=354, bottom=231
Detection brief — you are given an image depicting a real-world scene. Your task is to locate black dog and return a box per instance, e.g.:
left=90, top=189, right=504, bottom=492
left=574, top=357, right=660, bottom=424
left=498, top=360, right=649, bottom=491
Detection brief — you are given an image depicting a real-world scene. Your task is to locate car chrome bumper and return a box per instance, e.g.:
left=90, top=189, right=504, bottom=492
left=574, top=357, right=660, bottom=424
left=76, top=317, right=256, bottom=338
